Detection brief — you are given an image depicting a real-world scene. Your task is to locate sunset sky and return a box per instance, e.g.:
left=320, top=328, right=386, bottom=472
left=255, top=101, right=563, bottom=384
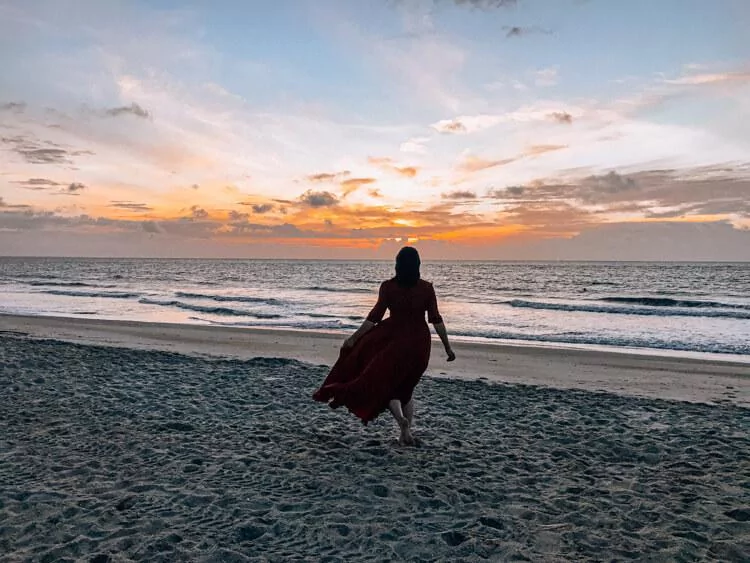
left=1, top=0, right=750, bottom=259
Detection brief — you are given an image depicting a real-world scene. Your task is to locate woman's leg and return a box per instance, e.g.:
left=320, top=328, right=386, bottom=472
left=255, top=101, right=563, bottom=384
left=388, top=399, right=414, bottom=445
left=403, top=399, right=415, bottom=428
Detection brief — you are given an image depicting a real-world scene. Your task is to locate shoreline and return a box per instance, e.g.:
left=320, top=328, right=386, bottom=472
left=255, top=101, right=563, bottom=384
left=2, top=313, right=748, bottom=407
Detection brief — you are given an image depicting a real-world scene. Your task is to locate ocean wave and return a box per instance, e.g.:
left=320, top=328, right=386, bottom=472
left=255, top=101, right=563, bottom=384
left=139, top=298, right=282, bottom=319
left=175, top=291, right=281, bottom=305
left=42, top=289, right=140, bottom=299
left=505, top=299, right=750, bottom=320
left=302, top=286, right=373, bottom=294
left=29, top=281, right=113, bottom=288
left=601, top=296, right=749, bottom=309
left=451, top=329, right=750, bottom=356
left=303, top=312, right=364, bottom=321
left=190, top=317, right=360, bottom=331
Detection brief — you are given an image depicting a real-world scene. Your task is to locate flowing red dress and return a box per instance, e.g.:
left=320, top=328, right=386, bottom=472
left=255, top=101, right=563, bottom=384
left=312, top=278, right=443, bottom=424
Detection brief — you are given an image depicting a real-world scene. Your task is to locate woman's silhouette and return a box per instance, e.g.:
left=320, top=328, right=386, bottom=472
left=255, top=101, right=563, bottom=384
left=313, top=247, right=455, bottom=445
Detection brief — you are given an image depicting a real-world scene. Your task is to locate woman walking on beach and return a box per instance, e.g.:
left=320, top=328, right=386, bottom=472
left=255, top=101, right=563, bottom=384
left=313, top=247, right=455, bottom=445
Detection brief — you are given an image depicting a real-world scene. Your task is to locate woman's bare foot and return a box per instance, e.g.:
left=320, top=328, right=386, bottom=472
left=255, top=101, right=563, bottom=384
left=398, top=417, right=415, bottom=446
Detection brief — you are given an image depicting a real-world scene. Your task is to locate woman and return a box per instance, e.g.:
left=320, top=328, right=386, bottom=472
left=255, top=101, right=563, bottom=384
left=312, top=247, right=455, bottom=446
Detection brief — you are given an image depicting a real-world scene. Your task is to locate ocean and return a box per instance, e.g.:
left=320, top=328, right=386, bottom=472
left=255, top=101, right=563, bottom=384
left=1, top=258, right=749, bottom=360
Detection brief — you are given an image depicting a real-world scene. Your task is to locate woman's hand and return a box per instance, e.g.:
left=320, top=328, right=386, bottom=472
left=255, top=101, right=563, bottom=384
left=446, top=347, right=456, bottom=362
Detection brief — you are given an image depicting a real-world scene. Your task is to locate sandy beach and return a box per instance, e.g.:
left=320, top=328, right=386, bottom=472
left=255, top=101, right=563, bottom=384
left=1, top=315, right=749, bottom=561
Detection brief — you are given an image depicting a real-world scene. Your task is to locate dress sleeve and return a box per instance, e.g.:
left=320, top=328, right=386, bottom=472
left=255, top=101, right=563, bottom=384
left=366, top=282, right=388, bottom=323
left=427, top=283, right=443, bottom=324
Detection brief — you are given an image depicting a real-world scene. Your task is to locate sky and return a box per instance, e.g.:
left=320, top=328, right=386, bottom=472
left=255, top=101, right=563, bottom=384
left=1, top=0, right=750, bottom=260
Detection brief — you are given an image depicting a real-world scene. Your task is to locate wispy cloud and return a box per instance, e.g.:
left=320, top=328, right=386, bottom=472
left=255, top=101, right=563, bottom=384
left=341, top=177, right=377, bottom=197
left=109, top=201, right=153, bottom=211
left=306, top=171, right=351, bottom=182
left=442, top=190, right=477, bottom=199
left=11, top=178, right=61, bottom=189
left=103, top=102, right=152, bottom=119
left=663, top=70, right=750, bottom=86
left=368, top=156, right=419, bottom=178
left=504, top=26, right=552, bottom=38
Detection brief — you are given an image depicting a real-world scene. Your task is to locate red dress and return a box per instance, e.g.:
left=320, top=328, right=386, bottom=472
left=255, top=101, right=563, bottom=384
left=312, top=278, right=443, bottom=424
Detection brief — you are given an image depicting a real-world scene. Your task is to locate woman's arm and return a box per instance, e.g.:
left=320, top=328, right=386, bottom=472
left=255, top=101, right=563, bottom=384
left=342, top=319, right=375, bottom=349
left=433, top=321, right=456, bottom=361
left=343, top=282, right=387, bottom=349
left=427, top=283, right=455, bottom=361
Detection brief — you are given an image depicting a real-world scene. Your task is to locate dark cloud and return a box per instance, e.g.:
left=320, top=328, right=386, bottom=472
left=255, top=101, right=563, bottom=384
left=306, top=171, right=350, bottom=182
left=2, top=135, right=91, bottom=165
left=104, top=103, right=152, bottom=120
left=0, top=102, right=26, bottom=113
left=228, top=210, right=250, bottom=222
left=251, top=203, right=274, bottom=214
left=191, top=184, right=200, bottom=190
left=442, top=190, right=477, bottom=200
left=20, top=148, right=70, bottom=165
left=487, top=167, right=750, bottom=220
left=11, top=178, right=61, bottom=189
left=549, top=111, right=573, bottom=124
left=0, top=197, right=31, bottom=209
left=190, top=206, right=209, bottom=219
left=66, top=182, right=86, bottom=193
left=504, top=26, right=552, bottom=38
left=299, top=190, right=339, bottom=208
left=109, top=201, right=153, bottom=211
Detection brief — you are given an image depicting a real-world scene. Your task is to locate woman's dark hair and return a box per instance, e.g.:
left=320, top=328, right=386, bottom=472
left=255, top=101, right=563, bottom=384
left=394, top=246, right=421, bottom=288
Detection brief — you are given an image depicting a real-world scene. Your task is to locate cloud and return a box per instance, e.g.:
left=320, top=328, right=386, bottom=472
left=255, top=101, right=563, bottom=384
left=306, top=171, right=351, bottom=183
left=104, top=102, right=152, bottom=119
left=2, top=135, right=91, bottom=165
left=581, top=171, right=637, bottom=194
left=433, top=120, right=468, bottom=133
left=341, top=177, right=377, bottom=198
left=442, top=190, right=477, bottom=200
left=369, top=188, right=383, bottom=198
left=400, top=137, right=430, bottom=154
left=63, top=182, right=86, bottom=195
left=368, top=156, right=419, bottom=178
left=228, top=210, right=249, bottom=221
left=0, top=102, right=26, bottom=113
left=11, top=178, right=61, bottom=189
left=523, top=144, right=567, bottom=157
left=548, top=111, right=573, bottom=124
left=251, top=203, right=274, bottom=214
left=432, top=105, right=577, bottom=134
left=504, top=26, right=552, bottom=39
left=109, top=201, right=153, bottom=211
left=0, top=197, right=31, bottom=209
left=459, top=155, right=517, bottom=173
left=533, top=67, right=559, bottom=87
left=299, top=190, right=339, bottom=208
left=663, top=71, right=750, bottom=86
left=190, top=205, right=209, bottom=219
